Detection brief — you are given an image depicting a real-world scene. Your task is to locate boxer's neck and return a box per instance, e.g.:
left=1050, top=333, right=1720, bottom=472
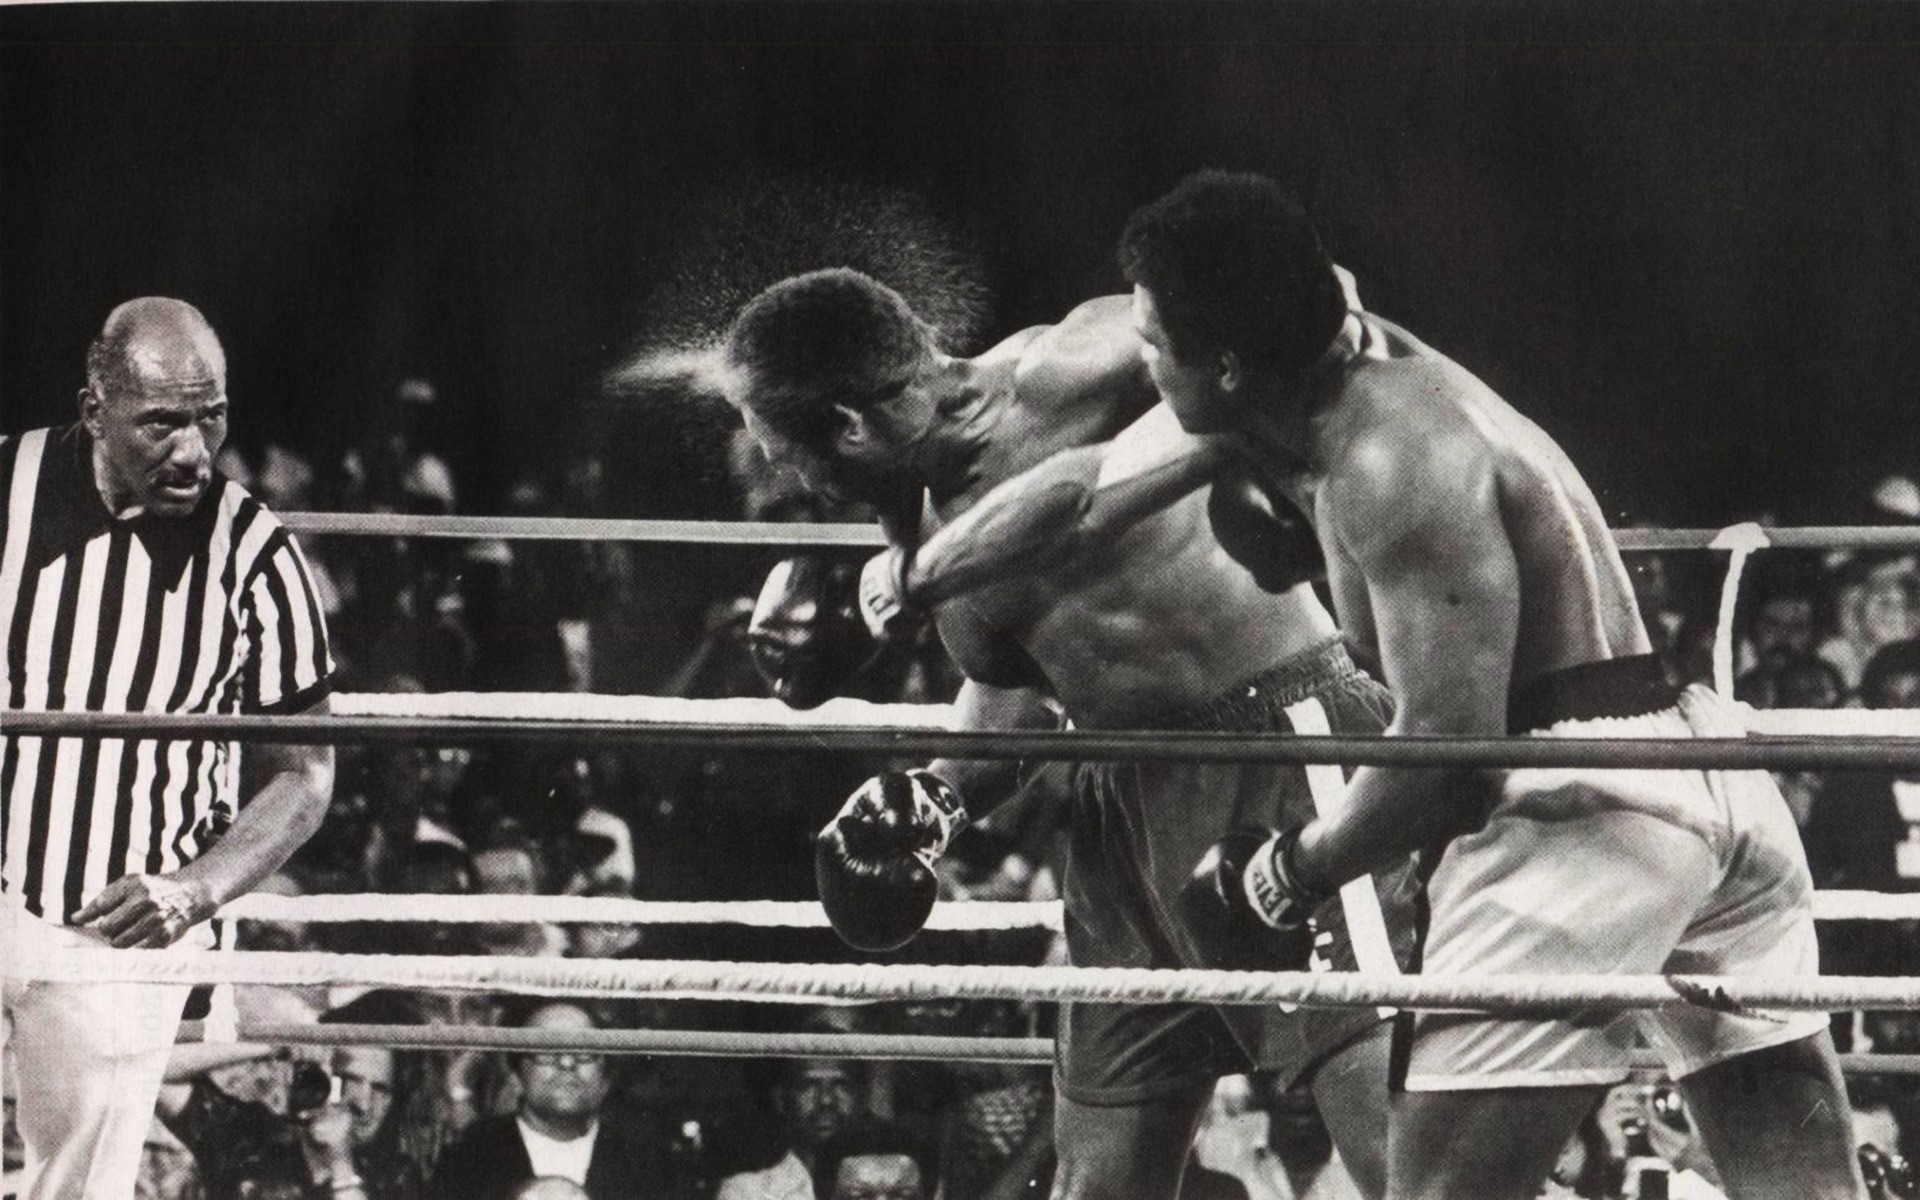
left=1236, top=321, right=1367, bottom=474
left=916, top=354, right=1003, bottom=500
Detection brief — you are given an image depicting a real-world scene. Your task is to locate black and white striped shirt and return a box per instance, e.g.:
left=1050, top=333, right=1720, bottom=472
left=2, top=425, right=334, bottom=923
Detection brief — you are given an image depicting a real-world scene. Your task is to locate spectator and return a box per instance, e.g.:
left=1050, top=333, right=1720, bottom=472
left=158, top=994, right=425, bottom=1199
left=1823, top=557, right=1920, bottom=693
left=1806, top=640, right=1920, bottom=896
left=716, top=1058, right=865, bottom=1200
left=1193, top=1074, right=1361, bottom=1200
left=566, top=806, right=643, bottom=959
left=812, top=1123, right=936, bottom=1200
left=1807, top=640, right=1920, bottom=1051
left=1592, top=1083, right=1726, bottom=1199
left=471, top=842, right=568, bottom=958
left=870, top=1000, right=1050, bottom=1200
left=339, top=377, right=459, bottom=516
left=1741, top=559, right=1825, bottom=677
left=135, top=1116, right=206, bottom=1200
left=426, top=1001, right=660, bottom=1199
left=1850, top=1078, right=1920, bottom=1199
left=1730, top=653, right=1847, bottom=827
left=1741, top=646, right=1848, bottom=715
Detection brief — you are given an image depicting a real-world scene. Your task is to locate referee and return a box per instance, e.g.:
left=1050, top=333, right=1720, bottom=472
left=2, top=298, right=336, bottom=1198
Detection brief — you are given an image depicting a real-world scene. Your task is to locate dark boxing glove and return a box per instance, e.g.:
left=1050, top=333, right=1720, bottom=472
left=1207, top=463, right=1325, bottom=594
left=815, top=769, right=967, bottom=952
left=749, top=555, right=885, bottom=709
left=1178, top=826, right=1328, bottom=972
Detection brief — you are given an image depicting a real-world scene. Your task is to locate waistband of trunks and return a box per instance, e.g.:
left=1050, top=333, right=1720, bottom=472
left=1507, top=653, right=1679, bottom=735
left=1146, top=637, right=1361, bottom=731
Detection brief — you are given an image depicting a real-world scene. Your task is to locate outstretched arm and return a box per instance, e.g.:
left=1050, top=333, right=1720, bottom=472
left=894, top=403, right=1230, bottom=610
left=927, top=678, right=1064, bottom=818
left=1293, top=443, right=1519, bottom=891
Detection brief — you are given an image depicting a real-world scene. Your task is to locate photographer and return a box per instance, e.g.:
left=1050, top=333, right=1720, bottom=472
left=157, top=994, right=425, bottom=1199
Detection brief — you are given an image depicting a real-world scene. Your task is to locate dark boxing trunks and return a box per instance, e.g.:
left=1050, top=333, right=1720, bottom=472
left=1056, top=638, right=1422, bottom=1105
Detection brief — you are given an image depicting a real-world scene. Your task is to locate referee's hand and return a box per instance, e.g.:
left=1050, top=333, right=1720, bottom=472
left=71, top=873, right=216, bottom=948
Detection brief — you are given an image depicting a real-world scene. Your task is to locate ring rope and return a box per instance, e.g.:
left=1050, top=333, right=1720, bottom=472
left=12, top=708, right=1920, bottom=771
left=213, top=890, right=1920, bottom=927
left=26, top=950, right=1920, bottom=1013
left=188, top=1022, right=1054, bottom=1063
left=164, top=1021, right=1920, bottom=1078
left=281, top=513, right=886, bottom=547
left=268, top=512, right=1920, bottom=553
left=1710, top=523, right=1772, bottom=699
left=219, top=893, right=1063, bottom=930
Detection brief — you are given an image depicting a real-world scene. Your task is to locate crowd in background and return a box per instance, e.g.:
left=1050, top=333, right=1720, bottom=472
left=7, top=379, right=1920, bottom=1199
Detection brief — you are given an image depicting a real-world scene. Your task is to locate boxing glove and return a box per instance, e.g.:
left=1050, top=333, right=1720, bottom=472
left=749, top=555, right=885, bottom=709
left=816, top=769, right=967, bottom=952
left=1207, top=463, right=1325, bottom=593
left=857, top=545, right=923, bottom=641
left=1178, top=826, right=1324, bottom=972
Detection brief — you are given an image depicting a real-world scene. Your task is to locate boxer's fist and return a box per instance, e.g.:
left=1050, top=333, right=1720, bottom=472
left=1207, top=465, right=1325, bottom=593
left=857, top=546, right=923, bottom=641
left=1177, top=827, right=1320, bottom=972
left=749, top=556, right=884, bottom=709
left=816, top=769, right=967, bottom=952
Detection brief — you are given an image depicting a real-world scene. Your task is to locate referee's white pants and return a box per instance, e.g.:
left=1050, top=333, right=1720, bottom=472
left=2, top=902, right=201, bottom=1199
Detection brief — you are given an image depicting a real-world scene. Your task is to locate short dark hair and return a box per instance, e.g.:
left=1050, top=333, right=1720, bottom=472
left=812, top=1122, right=935, bottom=1200
left=1119, top=170, right=1346, bottom=373
left=724, top=269, right=936, bottom=447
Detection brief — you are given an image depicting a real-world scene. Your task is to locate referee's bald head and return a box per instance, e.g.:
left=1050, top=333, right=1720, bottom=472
left=86, top=297, right=225, bottom=404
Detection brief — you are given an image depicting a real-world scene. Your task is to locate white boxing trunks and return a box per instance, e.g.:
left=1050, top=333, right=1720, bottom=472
left=1403, top=656, right=1829, bottom=1091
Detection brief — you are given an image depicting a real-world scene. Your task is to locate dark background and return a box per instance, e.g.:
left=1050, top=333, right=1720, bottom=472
left=4, top=1, right=1918, bottom=524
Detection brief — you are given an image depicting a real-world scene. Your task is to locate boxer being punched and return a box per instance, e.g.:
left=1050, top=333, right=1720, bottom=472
left=724, top=268, right=1419, bottom=1200
left=883, top=172, right=1862, bottom=1199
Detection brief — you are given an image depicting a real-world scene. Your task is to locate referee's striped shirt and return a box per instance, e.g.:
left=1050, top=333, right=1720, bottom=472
left=2, top=425, right=334, bottom=924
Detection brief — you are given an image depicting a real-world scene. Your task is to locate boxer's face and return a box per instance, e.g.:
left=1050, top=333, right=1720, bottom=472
left=740, top=407, right=841, bottom=497
left=84, top=332, right=228, bottom=518
left=1133, top=286, right=1231, bottom=433
left=740, top=402, right=907, bottom=506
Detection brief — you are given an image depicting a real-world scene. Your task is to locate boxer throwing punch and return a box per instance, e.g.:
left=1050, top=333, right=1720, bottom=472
left=724, top=267, right=1418, bottom=1200
left=879, top=172, right=1863, bottom=1200
left=2, top=299, right=336, bottom=1199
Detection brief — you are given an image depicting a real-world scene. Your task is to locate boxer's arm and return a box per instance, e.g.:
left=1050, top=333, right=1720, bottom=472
left=926, top=679, right=1064, bottom=819
left=74, top=697, right=336, bottom=948
left=1293, top=439, right=1518, bottom=891
left=900, top=404, right=1229, bottom=608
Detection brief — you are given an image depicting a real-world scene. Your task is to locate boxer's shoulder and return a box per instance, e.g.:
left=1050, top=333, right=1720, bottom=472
left=1017, top=294, right=1140, bottom=376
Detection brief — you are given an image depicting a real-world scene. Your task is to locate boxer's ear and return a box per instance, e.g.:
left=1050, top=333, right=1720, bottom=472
left=1216, top=350, right=1245, bottom=394
left=830, top=402, right=872, bottom=449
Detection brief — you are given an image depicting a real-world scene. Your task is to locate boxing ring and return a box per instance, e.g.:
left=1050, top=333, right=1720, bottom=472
left=10, top=513, right=1920, bottom=1078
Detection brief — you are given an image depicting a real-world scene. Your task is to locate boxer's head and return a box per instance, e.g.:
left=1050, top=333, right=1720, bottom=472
left=725, top=269, right=941, bottom=504
left=80, top=297, right=229, bottom=518
left=1120, top=171, right=1345, bottom=433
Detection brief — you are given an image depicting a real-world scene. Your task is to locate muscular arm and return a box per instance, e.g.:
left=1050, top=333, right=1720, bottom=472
left=901, top=404, right=1229, bottom=607
left=74, top=696, right=336, bottom=947
left=927, top=679, right=1063, bottom=818
left=1294, top=442, right=1518, bottom=890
